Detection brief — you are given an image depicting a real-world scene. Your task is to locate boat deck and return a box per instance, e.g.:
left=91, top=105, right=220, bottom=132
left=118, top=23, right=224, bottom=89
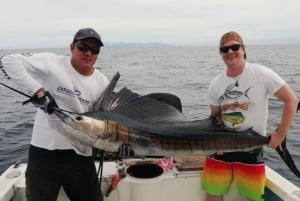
left=1, top=157, right=300, bottom=201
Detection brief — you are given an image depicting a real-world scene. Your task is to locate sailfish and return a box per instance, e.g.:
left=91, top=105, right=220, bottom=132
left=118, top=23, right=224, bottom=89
left=1, top=72, right=300, bottom=178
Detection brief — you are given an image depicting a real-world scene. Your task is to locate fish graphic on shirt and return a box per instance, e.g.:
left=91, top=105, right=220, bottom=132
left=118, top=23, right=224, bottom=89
left=222, top=112, right=245, bottom=126
left=219, top=84, right=251, bottom=101
left=222, top=101, right=249, bottom=111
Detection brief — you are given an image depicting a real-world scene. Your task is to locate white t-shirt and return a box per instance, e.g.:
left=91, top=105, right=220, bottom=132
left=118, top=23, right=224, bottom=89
left=1, top=52, right=109, bottom=156
left=208, top=62, right=285, bottom=135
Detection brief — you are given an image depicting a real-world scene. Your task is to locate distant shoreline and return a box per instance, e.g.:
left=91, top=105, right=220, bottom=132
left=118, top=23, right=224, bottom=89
left=1, top=42, right=300, bottom=51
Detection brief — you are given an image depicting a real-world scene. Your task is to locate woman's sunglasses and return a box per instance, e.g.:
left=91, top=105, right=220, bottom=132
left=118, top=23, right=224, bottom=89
left=75, top=42, right=100, bottom=55
left=219, top=44, right=241, bottom=53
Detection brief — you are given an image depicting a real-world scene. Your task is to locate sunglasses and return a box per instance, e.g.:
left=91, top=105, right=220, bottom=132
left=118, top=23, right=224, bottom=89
left=219, top=44, right=241, bottom=53
left=75, top=42, right=100, bottom=55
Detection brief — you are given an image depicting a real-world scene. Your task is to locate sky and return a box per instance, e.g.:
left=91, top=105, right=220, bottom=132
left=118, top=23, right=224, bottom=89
left=1, top=0, right=300, bottom=49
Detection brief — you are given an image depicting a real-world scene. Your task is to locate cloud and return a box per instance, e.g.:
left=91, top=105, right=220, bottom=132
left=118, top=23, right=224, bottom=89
left=1, top=0, right=300, bottom=48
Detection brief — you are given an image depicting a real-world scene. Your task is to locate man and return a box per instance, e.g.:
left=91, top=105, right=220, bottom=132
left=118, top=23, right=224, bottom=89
left=1, top=28, right=109, bottom=201
left=201, top=31, right=298, bottom=201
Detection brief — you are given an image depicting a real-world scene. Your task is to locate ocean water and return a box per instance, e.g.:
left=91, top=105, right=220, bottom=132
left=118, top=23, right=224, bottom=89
left=1, top=45, right=300, bottom=187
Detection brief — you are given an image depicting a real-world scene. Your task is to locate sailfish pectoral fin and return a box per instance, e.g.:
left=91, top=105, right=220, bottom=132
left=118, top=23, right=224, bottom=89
left=276, top=137, right=300, bottom=178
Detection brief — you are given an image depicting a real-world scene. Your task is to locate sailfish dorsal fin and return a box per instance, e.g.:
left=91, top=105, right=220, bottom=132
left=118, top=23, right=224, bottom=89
left=96, top=72, right=186, bottom=123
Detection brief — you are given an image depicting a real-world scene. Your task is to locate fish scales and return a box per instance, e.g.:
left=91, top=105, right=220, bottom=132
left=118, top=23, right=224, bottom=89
left=103, top=120, right=269, bottom=154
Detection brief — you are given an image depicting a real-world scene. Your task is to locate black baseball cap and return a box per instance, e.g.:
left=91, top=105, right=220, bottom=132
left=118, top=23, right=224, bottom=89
left=73, top=28, right=103, bottom=46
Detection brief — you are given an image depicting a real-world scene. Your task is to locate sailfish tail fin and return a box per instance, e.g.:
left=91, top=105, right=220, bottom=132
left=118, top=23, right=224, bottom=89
left=276, top=137, right=300, bottom=177
left=275, top=101, right=300, bottom=178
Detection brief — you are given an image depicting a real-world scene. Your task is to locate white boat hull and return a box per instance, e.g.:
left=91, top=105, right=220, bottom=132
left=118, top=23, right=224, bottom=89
left=1, top=158, right=300, bottom=201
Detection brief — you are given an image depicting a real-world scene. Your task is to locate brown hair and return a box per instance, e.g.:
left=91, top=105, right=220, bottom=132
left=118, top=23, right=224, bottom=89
left=220, top=31, right=246, bottom=59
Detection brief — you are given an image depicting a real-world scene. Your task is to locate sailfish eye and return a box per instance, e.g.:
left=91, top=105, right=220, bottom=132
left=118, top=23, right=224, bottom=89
left=76, top=116, right=83, bottom=121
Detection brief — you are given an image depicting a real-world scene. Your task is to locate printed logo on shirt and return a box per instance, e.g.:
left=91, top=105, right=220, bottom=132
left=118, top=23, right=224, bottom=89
left=57, top=86, right=91, bottom=105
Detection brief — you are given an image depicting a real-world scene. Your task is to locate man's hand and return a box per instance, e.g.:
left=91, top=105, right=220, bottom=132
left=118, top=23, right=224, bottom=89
left=24, top=91, right=58, bottom=114
left=268, top=131, right=285, bottom=149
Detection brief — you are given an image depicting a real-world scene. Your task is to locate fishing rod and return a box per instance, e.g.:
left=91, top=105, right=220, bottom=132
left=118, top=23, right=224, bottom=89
left=0, top=82, right=74, bottom=118
left=0, top=82, right=31, bottom=98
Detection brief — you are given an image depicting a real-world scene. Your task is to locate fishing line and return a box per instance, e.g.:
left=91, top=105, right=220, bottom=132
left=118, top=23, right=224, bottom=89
left=0, top=82, right=75, bottom=119
left=0, top=82, right=31, bottom=98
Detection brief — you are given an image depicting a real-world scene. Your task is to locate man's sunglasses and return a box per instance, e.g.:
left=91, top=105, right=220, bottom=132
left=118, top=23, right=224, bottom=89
left=219, top=44, right=241, bottom=53
left=75, top=42, right=100, bottom=55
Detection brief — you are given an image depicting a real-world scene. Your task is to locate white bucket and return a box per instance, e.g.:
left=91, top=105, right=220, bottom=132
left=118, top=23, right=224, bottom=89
left=119, top=163, right=165, bottom=201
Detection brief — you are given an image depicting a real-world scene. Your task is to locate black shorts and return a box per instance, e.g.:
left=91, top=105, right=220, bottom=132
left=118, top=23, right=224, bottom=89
left=25, top=145, right=103, bottom=201
left=211, top=147, right=264, bottom=164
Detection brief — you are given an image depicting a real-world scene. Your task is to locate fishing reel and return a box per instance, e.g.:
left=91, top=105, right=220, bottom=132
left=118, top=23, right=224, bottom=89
left=117, top=144, right=135, bottom=158
left=92, top=144, right=138, bottom=161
